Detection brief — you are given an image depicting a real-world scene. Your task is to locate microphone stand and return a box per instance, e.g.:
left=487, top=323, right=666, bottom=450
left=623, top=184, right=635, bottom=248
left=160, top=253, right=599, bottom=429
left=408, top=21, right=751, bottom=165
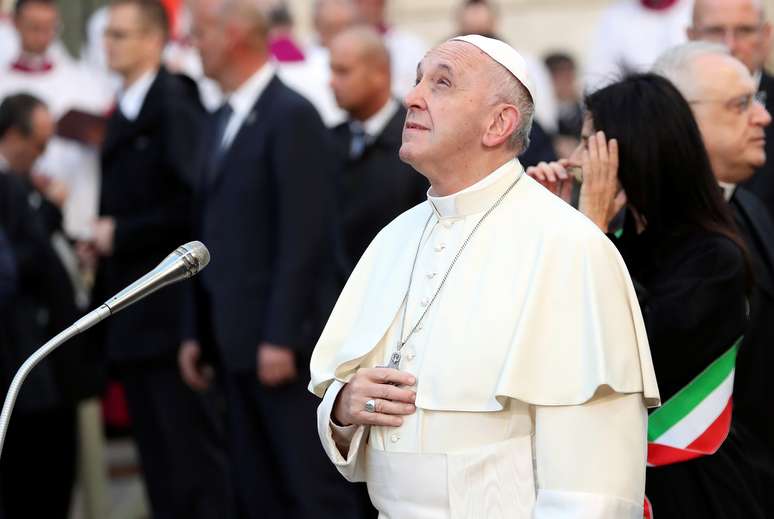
left=0, top=305, right=111, bottom=457
left=0, top=240, right=210, bottom=458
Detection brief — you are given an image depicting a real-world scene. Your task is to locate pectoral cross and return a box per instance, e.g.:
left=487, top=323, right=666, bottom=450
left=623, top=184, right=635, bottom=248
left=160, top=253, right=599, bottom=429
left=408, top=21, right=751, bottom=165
left=388, top=351, right=402, bottom=370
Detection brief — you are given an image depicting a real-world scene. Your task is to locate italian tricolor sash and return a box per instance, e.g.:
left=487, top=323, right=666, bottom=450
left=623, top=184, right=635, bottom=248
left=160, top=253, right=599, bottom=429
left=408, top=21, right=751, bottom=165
left=642, top=338, right=741, bottom=519
left=646, top=338, right=741, bottom=467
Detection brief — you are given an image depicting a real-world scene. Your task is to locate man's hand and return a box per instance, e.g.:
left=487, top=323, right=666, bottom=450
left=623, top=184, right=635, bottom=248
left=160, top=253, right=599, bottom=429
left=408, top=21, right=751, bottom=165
left=257, top=343, right=297, bottom=387
left=93, top=217, right=116, bottom=256
left=332, top=368, right=417, bottom=427
left=179, top=340, right=214, bottom=391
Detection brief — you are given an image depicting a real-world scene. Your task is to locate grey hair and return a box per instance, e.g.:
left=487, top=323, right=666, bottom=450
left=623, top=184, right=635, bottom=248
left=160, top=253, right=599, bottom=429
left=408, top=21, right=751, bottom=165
left=652, top=42, right=730, bottom=100
left=489, top=62, right=534, bottom=153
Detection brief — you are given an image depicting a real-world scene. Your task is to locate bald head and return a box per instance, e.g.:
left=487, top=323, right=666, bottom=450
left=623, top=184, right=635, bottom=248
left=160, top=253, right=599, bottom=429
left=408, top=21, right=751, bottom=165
left=314, top=0, right=360, bottom=48
left=192, top=0, right=271, bottom=90
left=689, top=0, right=771, bottom=72
left=329, top=25, right=391, bottom=119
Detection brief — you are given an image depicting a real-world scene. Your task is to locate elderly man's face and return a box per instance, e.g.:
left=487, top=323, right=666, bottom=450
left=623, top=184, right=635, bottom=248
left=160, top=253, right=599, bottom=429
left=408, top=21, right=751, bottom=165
left=191, top=0, right=230, bottom=82
left=399, top=42, right=494, bottom=174
left=690, top=54, right=771, bottom=183
left=689, top=0, right=771, bottom=73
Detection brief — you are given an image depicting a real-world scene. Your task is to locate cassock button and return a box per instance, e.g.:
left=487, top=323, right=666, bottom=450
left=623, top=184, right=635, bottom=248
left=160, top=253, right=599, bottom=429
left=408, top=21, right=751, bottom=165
left=420, top=298, right=430, bottom=307
left=434, top=243, right=446, bottom=252
left=405, top=349, right=416, bottom=361
left=390, top=433, right=400, bottom=443
left=426, top=272, right=437, bottom=280
left=440, top=219, right=455, bottom=229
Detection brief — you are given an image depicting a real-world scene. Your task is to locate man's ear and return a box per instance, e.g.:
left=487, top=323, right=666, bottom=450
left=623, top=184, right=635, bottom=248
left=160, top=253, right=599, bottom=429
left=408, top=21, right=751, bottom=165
left=482, top=104, right=520, bottom=148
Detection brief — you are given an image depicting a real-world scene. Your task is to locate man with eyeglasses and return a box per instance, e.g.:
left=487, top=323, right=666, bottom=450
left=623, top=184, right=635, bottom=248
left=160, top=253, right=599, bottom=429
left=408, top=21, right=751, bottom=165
left=82, top=1, right=232, bottom=517
left=655, top=41, right=774, bottom=517
left=689, top=0, right=774, bottom=222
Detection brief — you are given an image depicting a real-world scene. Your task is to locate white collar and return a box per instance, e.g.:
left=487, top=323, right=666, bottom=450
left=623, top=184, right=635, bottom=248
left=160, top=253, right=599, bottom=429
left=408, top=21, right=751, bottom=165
left=428, top=159, right=522, bottom=218
left=0, top=153, right=9, bottom=172
left=119, top=68, right=158, bottom=121
left=719, top=181, right=737, bottom=202
left=357, top=98, right=398, bottom=138
left=754, top=69, right=762, bottom=90
left=221, top=62, right=276, bottom=148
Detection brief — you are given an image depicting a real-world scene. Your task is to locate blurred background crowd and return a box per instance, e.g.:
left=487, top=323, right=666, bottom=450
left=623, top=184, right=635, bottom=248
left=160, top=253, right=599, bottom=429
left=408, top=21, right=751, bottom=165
left=0, top=0, right=773, bottom=518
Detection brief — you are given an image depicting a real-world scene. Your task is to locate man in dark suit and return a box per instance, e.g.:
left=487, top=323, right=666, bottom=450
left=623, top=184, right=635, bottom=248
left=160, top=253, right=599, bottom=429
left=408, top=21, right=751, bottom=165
left=688, top=0, right=774, bottom=220
left=82, top=1, right=231, bottom=517
left=657, top=41, right=774, bottom=514
left=181, top=1, right=359, bottom=517
left=0, top=93, right=99, bottom=518
left=328, top=26, right=427, bottom=282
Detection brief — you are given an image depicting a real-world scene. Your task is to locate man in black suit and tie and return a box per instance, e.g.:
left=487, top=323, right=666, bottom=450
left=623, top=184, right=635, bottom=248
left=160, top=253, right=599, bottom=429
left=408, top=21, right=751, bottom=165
left=689, top=0, right=774, bottom=221
left=328, top=26, right=427, bottom=282
left=656, top=41, right=774, bottom=515
left=81, top=1, right=232, bottom=517
left=180, top=1, right=358, bottom=517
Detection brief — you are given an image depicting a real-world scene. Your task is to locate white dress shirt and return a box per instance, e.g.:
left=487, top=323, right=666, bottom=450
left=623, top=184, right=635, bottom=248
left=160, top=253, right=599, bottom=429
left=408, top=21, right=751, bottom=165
left=118, top=69, right=157, bottom=121
left=220, top=62, right=276, bottom=150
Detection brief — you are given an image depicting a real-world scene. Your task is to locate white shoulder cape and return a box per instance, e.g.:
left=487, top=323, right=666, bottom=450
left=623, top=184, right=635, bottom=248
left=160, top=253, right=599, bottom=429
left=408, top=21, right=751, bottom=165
left=309, top=173, right=660, bottom=411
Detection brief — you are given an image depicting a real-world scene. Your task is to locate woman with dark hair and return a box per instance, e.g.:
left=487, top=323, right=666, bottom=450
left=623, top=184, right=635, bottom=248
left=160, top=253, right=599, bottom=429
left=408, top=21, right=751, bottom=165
left=528, top=73, right=763, bottom=518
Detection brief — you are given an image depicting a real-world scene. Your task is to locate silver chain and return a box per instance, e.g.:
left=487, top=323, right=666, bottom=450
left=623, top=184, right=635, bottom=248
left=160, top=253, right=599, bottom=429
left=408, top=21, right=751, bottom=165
left=396, top=173, right=523, bottom=354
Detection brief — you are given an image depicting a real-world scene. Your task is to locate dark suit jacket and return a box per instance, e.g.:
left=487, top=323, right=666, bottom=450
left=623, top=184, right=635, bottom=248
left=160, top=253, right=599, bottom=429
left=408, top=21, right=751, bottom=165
left=330, top=104, right=427, bottom=281
left=0, top=172, right=101, bottom=409
left=729, top=188, right=774, bottom=475
left=188, top=75, right=334, bottom=373
left=744, top=71, right=774, bottom=221
left=95, top=67, right=201, bottom=363
left=611, top=221, right=764, bottom=518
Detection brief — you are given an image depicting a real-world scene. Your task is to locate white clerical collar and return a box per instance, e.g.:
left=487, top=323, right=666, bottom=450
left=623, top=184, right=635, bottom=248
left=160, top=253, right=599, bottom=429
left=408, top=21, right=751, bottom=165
left=221, top=61, right=276, bottom=148
left=719, top=181, right=736, bottom=201
left=358, top=97, right=398, bottom=139
left=119, top=68, right=158, bottom=121
left=0, top=153, right=9, bottom=172
left=428, top=159, right=522, bottom=218
left=754, top=69, right=762, bottom=90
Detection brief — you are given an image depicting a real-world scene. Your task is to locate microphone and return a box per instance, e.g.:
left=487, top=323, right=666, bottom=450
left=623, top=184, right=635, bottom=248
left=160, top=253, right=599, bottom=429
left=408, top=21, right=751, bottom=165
left=0, top=241, right=210, bottom=457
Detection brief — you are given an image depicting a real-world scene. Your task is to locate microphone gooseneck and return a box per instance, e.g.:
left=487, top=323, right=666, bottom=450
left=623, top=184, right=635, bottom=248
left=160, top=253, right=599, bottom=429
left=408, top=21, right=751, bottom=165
left=0, top=241, right=210, bottom=458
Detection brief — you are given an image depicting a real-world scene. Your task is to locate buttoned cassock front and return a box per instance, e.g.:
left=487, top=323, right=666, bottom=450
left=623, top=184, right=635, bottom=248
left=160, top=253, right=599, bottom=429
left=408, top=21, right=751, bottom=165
left=310, top=160, right=660, bottom=519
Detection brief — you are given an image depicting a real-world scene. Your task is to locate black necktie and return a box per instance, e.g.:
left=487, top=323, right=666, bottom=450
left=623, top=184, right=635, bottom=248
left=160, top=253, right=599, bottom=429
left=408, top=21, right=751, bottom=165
left=207, top=102, right=233, bottom=184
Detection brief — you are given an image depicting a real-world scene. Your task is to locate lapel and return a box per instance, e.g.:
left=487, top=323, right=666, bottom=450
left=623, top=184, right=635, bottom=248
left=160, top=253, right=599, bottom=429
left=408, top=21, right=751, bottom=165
left=207, top=76, right=281, bottom=190
left=102, top=68, right=167, bottom=159
left=732, top=187, right=774, bottom=295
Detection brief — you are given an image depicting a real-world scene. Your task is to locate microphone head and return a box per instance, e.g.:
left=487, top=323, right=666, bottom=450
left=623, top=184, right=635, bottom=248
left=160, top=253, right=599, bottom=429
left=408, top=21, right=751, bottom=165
left=175, top=241, right=211, bottom=277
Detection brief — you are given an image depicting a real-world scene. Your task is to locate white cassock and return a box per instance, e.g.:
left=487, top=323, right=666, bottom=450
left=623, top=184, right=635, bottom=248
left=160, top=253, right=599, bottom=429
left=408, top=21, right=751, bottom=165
left=310, top=159, right=660, bottom=519
left=584, top=0, right=692, bottom=92
left=0, top=57, right=113, bottom=238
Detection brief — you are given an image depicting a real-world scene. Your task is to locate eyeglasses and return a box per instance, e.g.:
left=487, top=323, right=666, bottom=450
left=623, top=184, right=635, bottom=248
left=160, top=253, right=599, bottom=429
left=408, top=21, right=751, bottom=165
left=688, top=91, right=767, bottom=115
left=693, top=24, right=764, bottom=42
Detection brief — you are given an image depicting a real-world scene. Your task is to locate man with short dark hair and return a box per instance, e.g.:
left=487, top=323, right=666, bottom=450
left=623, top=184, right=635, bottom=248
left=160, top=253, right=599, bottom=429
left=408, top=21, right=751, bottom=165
left=328, top=26, right=427, bottom=281
left=84, top=1, right=232, bottom=517
left=0, top=93, right=95, bottom=519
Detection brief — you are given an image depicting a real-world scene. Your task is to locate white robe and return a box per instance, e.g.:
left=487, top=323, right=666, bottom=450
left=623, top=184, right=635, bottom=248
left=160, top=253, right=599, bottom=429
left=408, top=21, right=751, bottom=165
left=310, top=159, right=660, bottom=518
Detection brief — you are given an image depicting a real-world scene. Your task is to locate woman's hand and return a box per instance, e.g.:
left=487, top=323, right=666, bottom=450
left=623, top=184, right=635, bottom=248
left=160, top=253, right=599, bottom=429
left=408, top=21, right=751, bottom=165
left=526, top=159, right=576, bottom=204
left=578, top=131, right=626, bottom=233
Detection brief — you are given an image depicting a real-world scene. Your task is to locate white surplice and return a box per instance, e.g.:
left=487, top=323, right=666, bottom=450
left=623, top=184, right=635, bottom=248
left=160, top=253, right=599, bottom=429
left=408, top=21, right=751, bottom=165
left=310, top=159, right=660, bottom=519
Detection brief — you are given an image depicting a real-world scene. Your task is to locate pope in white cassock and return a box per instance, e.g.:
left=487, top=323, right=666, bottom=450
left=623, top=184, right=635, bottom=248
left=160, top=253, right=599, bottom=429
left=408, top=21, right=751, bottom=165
left=309, top=35, right=660, bottom=519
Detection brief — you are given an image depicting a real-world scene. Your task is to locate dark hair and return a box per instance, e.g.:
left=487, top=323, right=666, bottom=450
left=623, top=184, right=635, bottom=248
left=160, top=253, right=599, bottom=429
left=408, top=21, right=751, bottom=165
left=14, top=0, right=56, bottom=15
left=584, top=73, right=746, bottom=255
left=111, top=0, right=170, bottom=41
left=544, top=52, right=576, bottom=74
left=0, top=93, right=46, bottom=140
